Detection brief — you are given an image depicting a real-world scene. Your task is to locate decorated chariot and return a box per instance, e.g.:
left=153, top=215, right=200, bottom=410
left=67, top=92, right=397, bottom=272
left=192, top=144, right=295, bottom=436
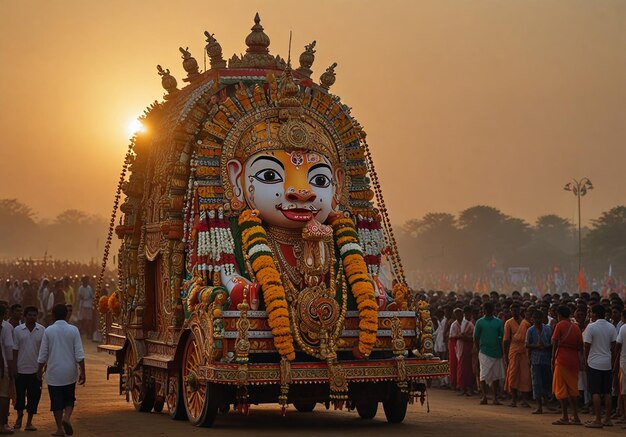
left=97, top=14, right=447, bottom=427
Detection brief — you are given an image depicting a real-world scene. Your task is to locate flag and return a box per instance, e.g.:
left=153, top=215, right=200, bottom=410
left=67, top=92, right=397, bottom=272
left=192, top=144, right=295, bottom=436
left=577, top=269, right=587, bottom=292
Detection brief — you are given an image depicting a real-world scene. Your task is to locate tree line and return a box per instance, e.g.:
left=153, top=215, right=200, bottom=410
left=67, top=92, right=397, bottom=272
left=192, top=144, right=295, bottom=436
left=397, top=205, right=626, bottom=279
left=1, top=199, right=624, bottom=279
left=0, top=198, right=113, bottom=262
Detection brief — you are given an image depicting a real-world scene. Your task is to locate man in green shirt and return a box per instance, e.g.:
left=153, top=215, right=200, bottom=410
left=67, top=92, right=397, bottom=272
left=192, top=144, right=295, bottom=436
left=474, top=301, right=504, bottom=405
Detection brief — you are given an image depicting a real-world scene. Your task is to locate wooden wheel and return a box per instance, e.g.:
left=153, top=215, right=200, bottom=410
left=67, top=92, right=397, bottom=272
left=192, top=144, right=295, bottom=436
left=125, top=346, right=154, bottom=412
left=356, top=400, right=378, bottom=419
left=293, top=401, right=316, bottom=412
left=382, top=387, right=408, bottom=423
left=167, top=372, right=187, bottom=420
left=182, top=332, right=220, bottom=427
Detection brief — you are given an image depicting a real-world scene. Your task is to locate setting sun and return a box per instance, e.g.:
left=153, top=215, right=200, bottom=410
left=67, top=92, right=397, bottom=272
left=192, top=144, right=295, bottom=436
left=127, top=118, right=146, bottom=137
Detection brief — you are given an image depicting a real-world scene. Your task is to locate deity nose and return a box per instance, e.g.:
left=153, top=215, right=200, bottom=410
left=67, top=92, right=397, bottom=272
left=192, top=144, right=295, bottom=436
left=286, top=189, right=317, bottom=203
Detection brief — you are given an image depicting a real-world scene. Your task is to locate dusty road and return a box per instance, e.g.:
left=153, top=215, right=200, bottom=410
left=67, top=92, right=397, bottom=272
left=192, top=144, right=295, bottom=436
left=23, top=342, right=624, bottom=436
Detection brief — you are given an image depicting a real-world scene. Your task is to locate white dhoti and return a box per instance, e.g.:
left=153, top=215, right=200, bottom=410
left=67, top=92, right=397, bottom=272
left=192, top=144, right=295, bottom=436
left=478, top=352, right=504, bottom=385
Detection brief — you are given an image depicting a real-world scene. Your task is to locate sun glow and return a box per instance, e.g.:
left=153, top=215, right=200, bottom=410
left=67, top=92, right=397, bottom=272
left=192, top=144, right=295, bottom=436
left=127, top=119, right=146, bottom=137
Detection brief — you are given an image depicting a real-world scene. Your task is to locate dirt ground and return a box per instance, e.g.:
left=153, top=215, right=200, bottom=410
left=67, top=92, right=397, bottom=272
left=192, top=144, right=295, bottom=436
left=21, top=342, right=624, bottom=436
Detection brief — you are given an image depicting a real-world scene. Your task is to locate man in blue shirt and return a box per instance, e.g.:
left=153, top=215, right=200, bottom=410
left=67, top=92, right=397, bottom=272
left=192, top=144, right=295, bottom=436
left=526, top=309, right=552, bottom=414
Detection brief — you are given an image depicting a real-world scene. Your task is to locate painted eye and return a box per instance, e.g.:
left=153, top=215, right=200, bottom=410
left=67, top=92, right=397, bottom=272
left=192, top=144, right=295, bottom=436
left=310, top=174, right=331, bottom=188
left=253, top=169, right=283, bottom=184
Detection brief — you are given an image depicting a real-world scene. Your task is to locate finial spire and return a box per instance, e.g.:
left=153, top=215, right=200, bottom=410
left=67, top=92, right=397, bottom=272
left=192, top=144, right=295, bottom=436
left=245, top=12, right=270, bottom=55
left=157, top=65, right=178, bottom=99
left=287, top=31, right=292, bottom=67
left=296, top=41, right=316, bottom=78
left=204, top=31, right=227, bottom=69
left=320, top=62, right=337, bottom=91
left=179, top=47, right=201, bottom=83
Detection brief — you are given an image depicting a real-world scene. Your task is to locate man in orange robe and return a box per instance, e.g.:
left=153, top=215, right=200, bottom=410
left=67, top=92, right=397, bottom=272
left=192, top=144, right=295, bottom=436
left=551, top=305, right=583, bottom=425
left=503, top=303, right=531, bottom=407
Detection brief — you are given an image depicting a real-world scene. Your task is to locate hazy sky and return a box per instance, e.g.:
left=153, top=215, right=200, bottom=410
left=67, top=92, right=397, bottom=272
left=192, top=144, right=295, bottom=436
left=1, top=0, right=624, bottom=227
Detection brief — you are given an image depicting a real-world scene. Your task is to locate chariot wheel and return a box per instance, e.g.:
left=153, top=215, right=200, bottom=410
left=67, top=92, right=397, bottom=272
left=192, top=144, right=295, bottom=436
left=167, top=372, right=187, bottom=420
left=293, top=401, right=316, bottom=412
left=382, top=387, right=408, bottom=423
left=356, top=400, right=378, bottom=419
left=182, top=332, right=220, bottom=427
left=125, top=346, right=155, bottom=412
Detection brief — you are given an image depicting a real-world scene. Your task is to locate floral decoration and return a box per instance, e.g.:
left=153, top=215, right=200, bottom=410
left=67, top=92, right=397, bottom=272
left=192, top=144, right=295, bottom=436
left=239, top=209, right=295, bottom=361
left=330, top=215, right=378, bottom=357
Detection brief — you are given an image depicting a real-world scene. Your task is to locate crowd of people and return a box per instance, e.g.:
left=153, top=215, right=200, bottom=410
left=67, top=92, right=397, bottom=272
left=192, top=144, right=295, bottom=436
left=426, top=288, right=626, bottom=429
left=1, top=265, right=115, bottom=340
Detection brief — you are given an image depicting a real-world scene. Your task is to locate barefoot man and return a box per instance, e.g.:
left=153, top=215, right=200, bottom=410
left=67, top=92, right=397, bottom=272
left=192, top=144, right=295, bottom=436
left=474, top=302, right=504, bottom=405
left=503, top=302, right=532, bottom=407
left=526, top=309, right=552, bottom=414
left=37, top=304, right=85, bottom=436
left=12, top=306, right=44, bottom=431
left=551, top=305, right=583, bottom=426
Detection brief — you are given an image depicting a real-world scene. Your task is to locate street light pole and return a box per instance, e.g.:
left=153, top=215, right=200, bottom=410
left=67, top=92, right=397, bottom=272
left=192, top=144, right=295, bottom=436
left=564, top=177, right=593, bottom=275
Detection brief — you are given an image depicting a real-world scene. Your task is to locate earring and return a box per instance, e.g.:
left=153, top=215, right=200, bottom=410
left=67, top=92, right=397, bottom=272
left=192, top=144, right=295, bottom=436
left=234, top=186, right=242, bottom=198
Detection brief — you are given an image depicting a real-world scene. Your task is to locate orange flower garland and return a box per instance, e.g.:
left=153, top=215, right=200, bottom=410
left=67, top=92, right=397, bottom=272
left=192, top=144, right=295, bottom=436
left=107, top=292, right=121, bottom=316
left=98, top=295, right=109, bottom=314
left=239, top=209, right=296, bottom=361
left=330, top=215, right=378, bottom=357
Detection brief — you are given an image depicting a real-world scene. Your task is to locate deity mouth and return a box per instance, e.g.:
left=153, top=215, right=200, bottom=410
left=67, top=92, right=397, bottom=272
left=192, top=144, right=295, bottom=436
left=276, top=204, right=320, bottom=222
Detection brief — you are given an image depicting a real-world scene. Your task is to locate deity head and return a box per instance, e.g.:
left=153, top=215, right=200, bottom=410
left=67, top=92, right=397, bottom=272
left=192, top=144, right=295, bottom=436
left=225, top=106, right=346, bottom=229
left=228, top=149, right=343, bottom=228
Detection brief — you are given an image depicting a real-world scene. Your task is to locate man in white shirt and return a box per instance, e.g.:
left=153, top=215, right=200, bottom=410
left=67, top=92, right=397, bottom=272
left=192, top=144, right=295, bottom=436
left=77, top=277, right=94, bottom=338
left=37, top=304, right=85, bottom=437
left=583, top=304, right=617, bottom=428
left=12, top=306, right=44, bottom=431
left=0, top=305, right=15, bottom=435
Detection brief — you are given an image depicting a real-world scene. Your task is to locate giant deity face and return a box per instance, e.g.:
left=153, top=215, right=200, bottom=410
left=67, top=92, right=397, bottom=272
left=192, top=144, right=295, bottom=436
left=228, top=150, right=344, bottom=229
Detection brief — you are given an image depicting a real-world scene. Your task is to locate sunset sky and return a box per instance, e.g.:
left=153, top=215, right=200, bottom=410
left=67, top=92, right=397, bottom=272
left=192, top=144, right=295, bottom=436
left=1, top=0, right=624, bottom=227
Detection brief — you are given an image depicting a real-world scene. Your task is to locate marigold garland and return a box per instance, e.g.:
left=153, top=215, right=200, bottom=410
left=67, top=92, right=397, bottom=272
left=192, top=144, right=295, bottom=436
left=98, top=295, right=109, bottom=314
left=107, top=292, right=121, bottom=316
left=239, top=210, right=295, bottom=361
left=330, top=214, right=378, bottom=357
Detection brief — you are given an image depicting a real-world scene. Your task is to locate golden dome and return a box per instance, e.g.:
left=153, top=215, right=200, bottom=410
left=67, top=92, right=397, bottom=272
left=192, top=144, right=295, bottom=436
left=245, top=13, right=270, bottom=54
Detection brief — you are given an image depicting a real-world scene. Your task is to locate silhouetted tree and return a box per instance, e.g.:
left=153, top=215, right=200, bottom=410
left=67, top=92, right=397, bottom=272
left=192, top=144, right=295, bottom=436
left=0, top=199, right=40, bottom=257
left=457, top=206, right=531, bottom=271
left=400, top=213, right=459, bottom=271
left=584, top=206, right=626, bottom=277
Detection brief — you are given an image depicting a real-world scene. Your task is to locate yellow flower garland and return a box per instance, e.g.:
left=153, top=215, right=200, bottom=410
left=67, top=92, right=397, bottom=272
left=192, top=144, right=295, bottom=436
left=330, top=215, right=378, bottom=357
left=239, top=210, right=296, bottom=361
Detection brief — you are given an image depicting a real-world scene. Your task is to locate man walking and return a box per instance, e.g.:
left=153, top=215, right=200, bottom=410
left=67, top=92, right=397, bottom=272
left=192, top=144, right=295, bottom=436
left=474, top=301, right=505, bottom=405
left=37, top=304, right=85, bottom=436
left=12, top=306, right=44, bottom=431
left=583, top=304, right=616, bottom=428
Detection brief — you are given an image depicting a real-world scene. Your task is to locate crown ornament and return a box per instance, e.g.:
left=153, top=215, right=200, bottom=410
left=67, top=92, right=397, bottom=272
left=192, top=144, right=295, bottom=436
left=320, top=63, right=337, bottom=91
left=204, top=31, right=227, bottom=69
left=156, top=65, right=178, bottom=99
left=179, top=47, right=201, bottom=83
left=296, top=41, right=316, bottom=78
